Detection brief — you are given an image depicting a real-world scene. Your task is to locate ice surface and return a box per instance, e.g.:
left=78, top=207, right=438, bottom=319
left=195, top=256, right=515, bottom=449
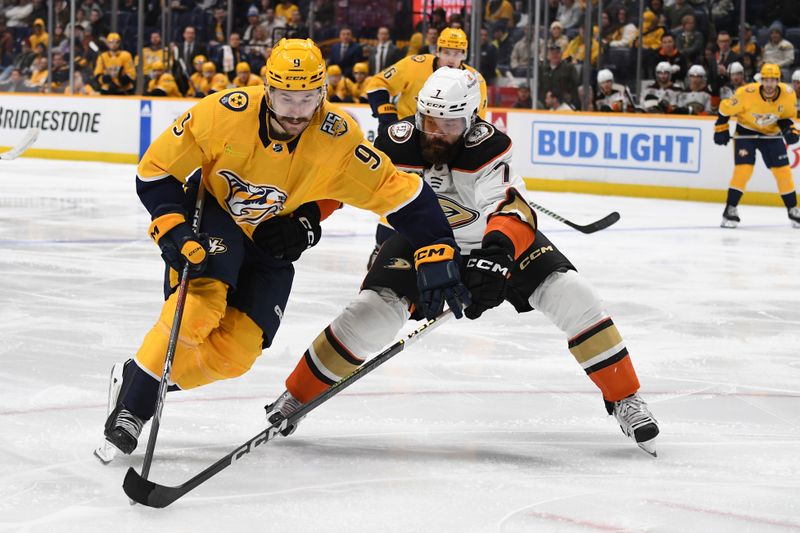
left=1, top=158, right=799, bottom=532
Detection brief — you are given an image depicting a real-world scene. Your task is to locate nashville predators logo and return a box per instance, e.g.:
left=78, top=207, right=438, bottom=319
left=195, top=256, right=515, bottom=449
left=219, top=169, right=287, bottom=225
left=385, top=257, right=412, bottom=270
left=220, top=91, right=249, bottom=112
left=752, top=113, right=779, bottom=128
left=208, top=237, right=227, bottom=254
left=738, top=148, right=749, bottom=157
left=438, top=196, right=479, bottom=229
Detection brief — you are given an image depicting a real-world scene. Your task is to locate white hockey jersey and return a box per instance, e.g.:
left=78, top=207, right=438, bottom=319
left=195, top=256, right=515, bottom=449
left=677, top=87, right=713, bottom=114
left=640, top=82, right=681, bottom=111
left=375, top=119, right=536, bottom=256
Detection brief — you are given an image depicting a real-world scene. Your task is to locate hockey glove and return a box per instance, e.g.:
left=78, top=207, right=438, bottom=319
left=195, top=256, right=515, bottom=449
left=713, top=125, right=730, bottom=146
left=148, top=211, right=208, bottom=273
left=376, top=104, right=398, bottom=140
left=463, top=247, right=513, bottom=320
left=781, top=124, right=800, bottom=145
left=414, top=238, right=471, bottom=320
left=253, top=201, right=322, bottom=261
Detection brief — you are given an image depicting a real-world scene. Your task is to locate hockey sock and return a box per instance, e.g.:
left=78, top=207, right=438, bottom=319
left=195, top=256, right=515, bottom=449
left=725, top=188, right=744, bottom=207
left=120, top=361, right=161, bottom=421
left=781, top=192, right=798, bottom=209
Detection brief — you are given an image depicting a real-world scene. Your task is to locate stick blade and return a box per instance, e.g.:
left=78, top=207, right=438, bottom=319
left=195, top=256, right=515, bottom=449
left=566, top=211, right=621, bottom=234
left=123, top=467, right=181, bottom=508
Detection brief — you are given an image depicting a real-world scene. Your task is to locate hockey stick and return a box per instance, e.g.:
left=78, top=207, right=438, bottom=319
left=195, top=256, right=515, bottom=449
left=733, top=135, right=784, bottom=140
left=138, top=177, right=207, bottom=483
left=0, top=128, right=40, bottom=161
left=528, top=200, right=620, bottom=234
left=123, top=309, right=454, bottom=508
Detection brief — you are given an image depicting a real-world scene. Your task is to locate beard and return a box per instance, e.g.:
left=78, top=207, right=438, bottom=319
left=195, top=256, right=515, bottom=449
left=420, top=133, right=462, bottom=165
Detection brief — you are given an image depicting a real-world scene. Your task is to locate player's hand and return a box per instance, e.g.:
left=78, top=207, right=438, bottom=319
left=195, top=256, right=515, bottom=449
left=148, top=211, right=208, bottom=273
left=102, top=74, right=113, bottom=84
left=462, top=247, right=513, bottom=320
left=714, top=128, right=730, bottom=146
left=377, top=113, right=398, bottom=140
left=781, top=124, right=800, bottom=145
left=414, top=238, right=471, bottom=320
left=253, top=201, right=321, bottom=261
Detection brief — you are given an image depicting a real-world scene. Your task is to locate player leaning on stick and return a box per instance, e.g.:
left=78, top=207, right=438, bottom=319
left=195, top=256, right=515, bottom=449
left=365, top=27, right=488, bottom=140
left=714, top=63, right=800, bottom=228
left=265, top=68, right=660, bottom=456
left=96, top=39, right=470, bottom=461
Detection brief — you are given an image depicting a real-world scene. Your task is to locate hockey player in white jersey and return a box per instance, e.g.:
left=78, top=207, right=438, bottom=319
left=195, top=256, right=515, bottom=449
left=594, top=69, right=637, bottom=112
left=641, top=61, right=682, bottom=113
left=265, top=68, right=660, bottom=455
left=675, top=65, right=714, bottom=115
left=719, top=61, right=746, bottom=101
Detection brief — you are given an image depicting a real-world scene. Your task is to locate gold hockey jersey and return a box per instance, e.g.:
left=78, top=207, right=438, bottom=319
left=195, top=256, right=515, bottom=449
left=137, top=86, right=425, bottom=239
left=719, top=82, right=797, bottom=135
left=365, top=54, right=487, bottom=119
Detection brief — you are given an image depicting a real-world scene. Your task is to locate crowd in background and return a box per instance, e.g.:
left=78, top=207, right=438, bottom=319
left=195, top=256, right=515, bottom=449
left=1, top=0, right=799, bottom=115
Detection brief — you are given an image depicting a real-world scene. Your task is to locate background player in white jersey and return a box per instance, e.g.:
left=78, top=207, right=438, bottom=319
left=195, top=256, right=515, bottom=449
left=641, top=62, right=682, bottom=113
left=594, top=69, right=637, bottom=112
left=675, top=65, right=713, bottom=115
left=719, top=61, right=746, bottom=101
left=265, top=68, right=660, bottom=456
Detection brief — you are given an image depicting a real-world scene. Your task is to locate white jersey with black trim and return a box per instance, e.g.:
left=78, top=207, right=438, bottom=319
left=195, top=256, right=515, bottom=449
left=374, top=118, right=530, bottom=254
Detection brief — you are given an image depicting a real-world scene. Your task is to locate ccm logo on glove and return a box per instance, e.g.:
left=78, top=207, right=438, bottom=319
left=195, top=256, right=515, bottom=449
left=466, top=257, right=510, bottom=277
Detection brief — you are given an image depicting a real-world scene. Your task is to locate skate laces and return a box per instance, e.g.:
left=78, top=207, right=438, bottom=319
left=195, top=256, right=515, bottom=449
left=614, top=394, right=655, bottom=431
left=115, top=409, right=144, bottom=438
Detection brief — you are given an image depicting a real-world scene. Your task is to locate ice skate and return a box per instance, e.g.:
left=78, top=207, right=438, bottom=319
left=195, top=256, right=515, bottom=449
left=788, top=206, right=800, bottom=228
left=94, top=361, right=145, bottom=462
left=720, top=205, right=740, bottom=228
left=612, top=392, right=659, bottom=457
left=264, top=390, right=304, bottom=437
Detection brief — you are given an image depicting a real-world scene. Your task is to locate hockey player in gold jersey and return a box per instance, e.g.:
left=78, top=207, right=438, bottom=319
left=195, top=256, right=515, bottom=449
left=146, top=60, right=182, bottom=97
left=715, top=63, right=800, bottom=228
left=93, top=32, right=136, bottom=94
left=232, top=61, right=262, bottom=88
left=96, top=39, right=469, bottom=461
left=365, top=27, right=487, bottom=138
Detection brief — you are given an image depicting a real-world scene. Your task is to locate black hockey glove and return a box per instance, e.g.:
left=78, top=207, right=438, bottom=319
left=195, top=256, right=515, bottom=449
left=376, top=105, right=398, bottom=140
left=463, top=247, right=513, bottom=320
left=253, top=201, right=322, bottom=261
left=102, top=74, right=113, bottom=85
left=414, top=238, right=471, bottom=320
left=781, top=124, right=800, bottom=145
left=148, top=211, right=209, bottom=273
left=713, top=127, right=730, bottom=146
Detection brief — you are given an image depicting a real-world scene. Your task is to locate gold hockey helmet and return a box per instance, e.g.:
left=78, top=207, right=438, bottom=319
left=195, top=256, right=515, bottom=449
left=760, top=63, right=781, bottom=80
left=265, top=38, right=326, bottom=91
left=437, top=28, right=468, bottom=52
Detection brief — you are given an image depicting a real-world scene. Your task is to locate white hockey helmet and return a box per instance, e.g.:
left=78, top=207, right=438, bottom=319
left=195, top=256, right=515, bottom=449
left=728, top=61, right=744, bottom=75
left=792, top=69, right=800, bottom=82
left=688, top=64, right=706, bottom=78
left=416, top=67, right=481, bottom=136
left=655, top=61, right=673, bottom=74
left=597, top=68, right=614, bottom=83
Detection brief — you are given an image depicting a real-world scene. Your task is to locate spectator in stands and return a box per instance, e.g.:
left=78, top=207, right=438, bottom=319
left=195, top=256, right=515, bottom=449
left=29, top=18, right=49, bottom=51
left=310, top=0, right=335, bottom=39
left=329, top=26, right=363, bottom=79
left=0, top=68, right=25, bottom=92
left=284, top=9, right=308, bottom=39
left=65, top=8, right=90, bottom=36
left=94, top=32, right=135, bottom=95
left=545, top=89, right=575, bottom=111
left=245, top=25, right=271, bottom=65
left=563, top=25, right=598, bottom=68
left=275, top=0, right=299, bottom=24
left=719, top=61, right=745, bottom=100
left=260, top=8, right=285, bottom=44
left=545, top=0, right=559, bottom=26
left=664, top=0, right=692, bottom=31
left=51, top=23, right=66, bottom=51
left=641, top=61, right=681, bottom=112
left=539, top=43, right=578, bottom=107
left=49, top=50, right=69, bottom=91
left=420, top=27, right=439, bottom=54
left=792, top=70, right=800, bottom=116
left=4, top=0, right=33, bottom=30
left=654, top=33, right=687, bottom=81
left=138, top=32, right=163, bottom=77
left=242, top=5, right=263, bottom=44
left=608, top=8, right=638, bottom=48
left=485, top=0, right=514, bottom=30
left=64, top=70, right=96, bottom=95
left=492, top=22, right=513, bottom=74
left=715, top=31, right=741, bottom=81
left=647, top=0, right=664, bottom=20
left=699, top=42, right=722, bottom=97
left=89, top=9, right=107, bottom=42
left=510, top=28, right=537, bottom=77
left=741, top=52, right=757, bottom=82
left=547, top=21, right=569, bottom=52
left=351, top=61, right=370, bottom=102
left=427, top=8, right=449, bottom=33
left=326, top=64, right=356, bottom=102
left=675, top=64, right=712, bottom=114
left=732, top=23, right=759, bottom=58
left=594, top=69, right=637, bottom=112
left=208, top=7, right=228, bottom=47
left=176, top=26, right=205, bottom=75
left=27, top=55, right=48, bottom=89
left=369, top=26, right=399, bottom=75
left=762, top=24, right=794, bottom=71
left=674, top=14, right=703, bottom=64
left=556, top=0, right=583, bottom=31
left=215, top=32, right=248, bottom=81
left=478, top=26, right=498, bottom=83
left=232, top=61, right=261, bottom=88
left=146, top=60, right=181, bottom=97
left=0, top=18, right=14, bottom=67
left=512, top=82, right=532, bottom=108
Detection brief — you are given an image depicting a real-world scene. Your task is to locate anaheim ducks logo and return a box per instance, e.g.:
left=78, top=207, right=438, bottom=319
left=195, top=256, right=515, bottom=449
left=437, top=195, right=479, bottom=229
left=220, top=91, right=249, bottom=112
left=219, top=169, right=287, bottom=225
left=385, top=257, right=412, bottom=270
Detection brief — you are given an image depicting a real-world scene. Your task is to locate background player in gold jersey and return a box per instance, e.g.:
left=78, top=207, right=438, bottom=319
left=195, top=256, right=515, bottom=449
left=365, top=27, right=487, bottom=139
left=93, top=32, right=136, bottom=95
left=714, top=63, right=800, bottom=228
left=96, top=38, right=469, bottom=462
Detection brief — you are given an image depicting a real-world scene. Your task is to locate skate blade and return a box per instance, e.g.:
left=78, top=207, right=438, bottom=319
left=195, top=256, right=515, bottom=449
left=94, top=440, right=120, bottom=464
left=791, top=221, right=800, bottom=229
left=637, top=438, right=658, bottom=458
left=720, top=219, right=739, bottom=229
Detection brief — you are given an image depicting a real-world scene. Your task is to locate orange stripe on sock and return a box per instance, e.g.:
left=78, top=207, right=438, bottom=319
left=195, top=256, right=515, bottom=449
left=588, top=355, right=640, bottom=402
left=286, top=356, right=331, bottom=404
